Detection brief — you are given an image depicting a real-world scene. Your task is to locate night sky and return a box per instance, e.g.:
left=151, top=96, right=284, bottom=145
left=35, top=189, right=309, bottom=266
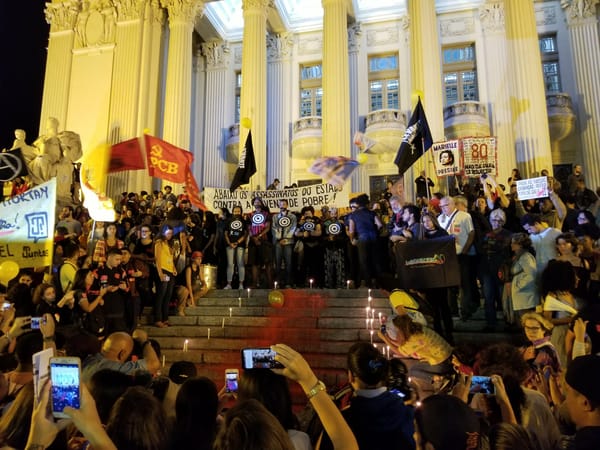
left=0, top=1, right=49, bottom=149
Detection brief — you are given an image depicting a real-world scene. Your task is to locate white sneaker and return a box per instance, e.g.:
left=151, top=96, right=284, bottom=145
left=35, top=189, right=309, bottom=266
left=224, top=284, right=232, bottom=290
left=239, top=283, right=244, bottom=290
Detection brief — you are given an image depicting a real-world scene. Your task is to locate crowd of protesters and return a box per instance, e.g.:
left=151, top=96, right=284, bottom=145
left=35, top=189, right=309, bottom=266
left=0, top=164, right=599, bottom=449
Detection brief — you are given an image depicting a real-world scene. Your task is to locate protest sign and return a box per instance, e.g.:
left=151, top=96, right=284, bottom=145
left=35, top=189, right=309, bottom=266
left=462, top=137, right=497, bottom=177
left=203, top=183, right=349, bottom=212
left=0, top=178, right=56, bottom=268
left=516, top=176, right=548, bottom=201
left=432, top=140, right=461, bottom=177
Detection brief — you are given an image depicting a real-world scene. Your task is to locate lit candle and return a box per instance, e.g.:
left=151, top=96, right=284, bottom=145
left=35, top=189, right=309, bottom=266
left=347, top=280, right=351, bottom=289
left=183, top=339, right=189, bottom=352
left=247, top=288, right=251, bottom=298
left=378, top=312, right=382, bottom=323
left=366, top=306, right=371, bottom=319
left=368, top=288, right=372, bottom=297
left=386, top=345, right=390, bottom=359
left=222, top=317, right=225, bottom=328
left=368, top=296, right=372, bottom=305
left=366, top=318, right=369, bottom=330
left=370, top=318, right=374, bottom=330
left=238, top=297, right=242, bottom=307
left=207, top=328, right=211, bottom=340
left=373, top=343, right=377, bottom=351
left=309, top=278, right=314, bottom=289
left=274, top=281, right=278, bottom=290
left=162, top=355, right=166, bottom=368
left=229, top=307, right=233, bottom=317
left=370, top=330, right=374, bottom=344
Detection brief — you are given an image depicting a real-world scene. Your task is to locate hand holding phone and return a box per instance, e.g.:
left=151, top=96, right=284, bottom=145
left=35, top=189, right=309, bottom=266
left=50, top=356, right=81, bottom=418
left=469, top=375, right=495, bottom=395
left=225, top=369, right=239, bottom=393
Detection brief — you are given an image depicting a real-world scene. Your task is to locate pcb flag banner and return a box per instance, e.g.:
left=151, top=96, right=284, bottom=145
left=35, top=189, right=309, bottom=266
left=0, top=178, right=56, bottom=268
left=395, top=236, right=460, bottom=289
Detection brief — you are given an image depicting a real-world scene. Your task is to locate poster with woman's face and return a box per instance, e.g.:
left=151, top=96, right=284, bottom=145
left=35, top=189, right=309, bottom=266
left=432, top=140, right=461, bottom=177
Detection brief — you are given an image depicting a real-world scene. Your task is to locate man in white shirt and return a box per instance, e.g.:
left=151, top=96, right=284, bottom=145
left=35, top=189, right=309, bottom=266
left=520, top=213, right=561, bottom=276
left=438, top=196, right=478, bottom=320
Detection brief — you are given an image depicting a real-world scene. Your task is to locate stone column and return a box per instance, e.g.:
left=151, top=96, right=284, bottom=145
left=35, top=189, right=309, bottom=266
left=563, top=0, right=600, bottom=189
left=407, top=0, right=444, bottom=198
left=479, top=0, right=516, bottom=183
left=240, top=0, right=270, bottom=189
left=407, top=0, right=444, bottom=140
left=504, top=0, right=552, bottom=176
left=40, top=1, right=78, bottom=133
left=267, top=33, right=294, bottom=186
left=322, top=0, right=350, bottom=157
left=201, top=40, right=231, bottom=188
left=348, top=23, right=364, bottom=192
left=136, top=0, right=166, bottom=193
left=160, top=0, right=203, bottom=149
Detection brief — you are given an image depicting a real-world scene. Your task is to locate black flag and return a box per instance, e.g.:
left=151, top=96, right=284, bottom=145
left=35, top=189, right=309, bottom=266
left=230, top=130, right=257, bottom=192
left=0, top=148, right=29, bottom=182
left=394, top=97, right=433, bottom=175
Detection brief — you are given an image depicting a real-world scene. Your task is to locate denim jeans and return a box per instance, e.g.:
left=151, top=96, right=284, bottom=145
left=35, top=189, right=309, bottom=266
left=154, top=271, right=175, bottom=323
left=226, top=245, right=245, bottom=284
left=275, top=243, right=293, bottom=286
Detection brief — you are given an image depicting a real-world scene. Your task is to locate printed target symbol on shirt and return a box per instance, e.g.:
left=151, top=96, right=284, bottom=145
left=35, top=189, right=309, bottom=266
left=252, top=213, right=265, bottom=225
left=328, top=223, right=341, bottom=235
left=303, top=221, right=315, bottom=231
left=278, top=216, right=291, bottom=228
left=230, top=219, right=243, bottom=231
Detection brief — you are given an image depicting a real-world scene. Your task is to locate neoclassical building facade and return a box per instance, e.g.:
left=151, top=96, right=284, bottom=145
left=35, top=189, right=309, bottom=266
left=40, top=0, right=600, bottom=200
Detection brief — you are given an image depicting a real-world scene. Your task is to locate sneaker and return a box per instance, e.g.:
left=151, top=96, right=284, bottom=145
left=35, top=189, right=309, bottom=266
left=239, top=283, right=244, bottom=290
left=224, top=284, right=232, bottom=290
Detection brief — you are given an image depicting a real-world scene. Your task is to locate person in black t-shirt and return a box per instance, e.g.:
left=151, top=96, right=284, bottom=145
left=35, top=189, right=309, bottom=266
left=96, top=248, right=129, bottom=334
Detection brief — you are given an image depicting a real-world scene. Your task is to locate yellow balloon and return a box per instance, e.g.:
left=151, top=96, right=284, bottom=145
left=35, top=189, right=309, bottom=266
left=240, top=117, right=252, bottom=129
left=356, top=153, right=369, bottom=165
left=268, top=290, right=285, bottom=308
left=0, top=261, right=20, bottom=286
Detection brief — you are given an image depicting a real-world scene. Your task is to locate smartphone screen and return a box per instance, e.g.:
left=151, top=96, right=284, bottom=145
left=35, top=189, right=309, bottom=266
left=241, top=348, right=283, bottom=370
left=469, top=376, right=495, bottom=395
left=225, top=370, right=239, bottom=393
left=31, top=317, right=43, bottom=330
left=50, top=358, right=81, bottom=418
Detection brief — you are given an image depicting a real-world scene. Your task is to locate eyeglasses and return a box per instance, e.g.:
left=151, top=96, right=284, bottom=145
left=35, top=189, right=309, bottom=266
left=440, top=203, right=450, bottom=207
left=524, top=326, right=542, bottom=332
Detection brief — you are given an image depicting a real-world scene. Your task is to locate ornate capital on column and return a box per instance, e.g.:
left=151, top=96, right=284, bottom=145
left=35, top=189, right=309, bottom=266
left=561, top=0, right=599, bottom=24
left=267, top=33, right=294, bottom=61
left=150, top=0, right=167, bottom=25
left=114, top=0, right=145, bottom=21
left=348, top=23, right=361, bottom=53
left=160, top=0, right=204, bottom=26
left=242, top=0, right=271, bottom=17
left=479, top=1, right=505, bottom=33
left=201, top=40, right=230, bottom=69
left=45, top=1, right=78, bottom=32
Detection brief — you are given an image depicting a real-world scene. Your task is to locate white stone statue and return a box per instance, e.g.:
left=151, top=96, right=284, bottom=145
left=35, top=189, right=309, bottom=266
left=29, top=117, right=83, bottom=201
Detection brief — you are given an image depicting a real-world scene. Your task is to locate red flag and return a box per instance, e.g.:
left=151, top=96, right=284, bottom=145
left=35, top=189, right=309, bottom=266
left=109, top=137, right=146, bottom=173
left=144, top=135, right=193, bottom=183
left=184, top=166, right=207, bottom=211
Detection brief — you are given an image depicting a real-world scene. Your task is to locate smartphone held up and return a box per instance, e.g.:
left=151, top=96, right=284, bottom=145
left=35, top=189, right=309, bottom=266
left=225, top=369, right=239, bottom=393
left=50, top=357, right=81, bottom=418
left=241, top=348, right=283, bottom=370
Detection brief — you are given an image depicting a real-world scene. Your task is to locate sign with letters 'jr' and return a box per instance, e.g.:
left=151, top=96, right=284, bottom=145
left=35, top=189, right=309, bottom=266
left=0, top=178, right=56, bottom=267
